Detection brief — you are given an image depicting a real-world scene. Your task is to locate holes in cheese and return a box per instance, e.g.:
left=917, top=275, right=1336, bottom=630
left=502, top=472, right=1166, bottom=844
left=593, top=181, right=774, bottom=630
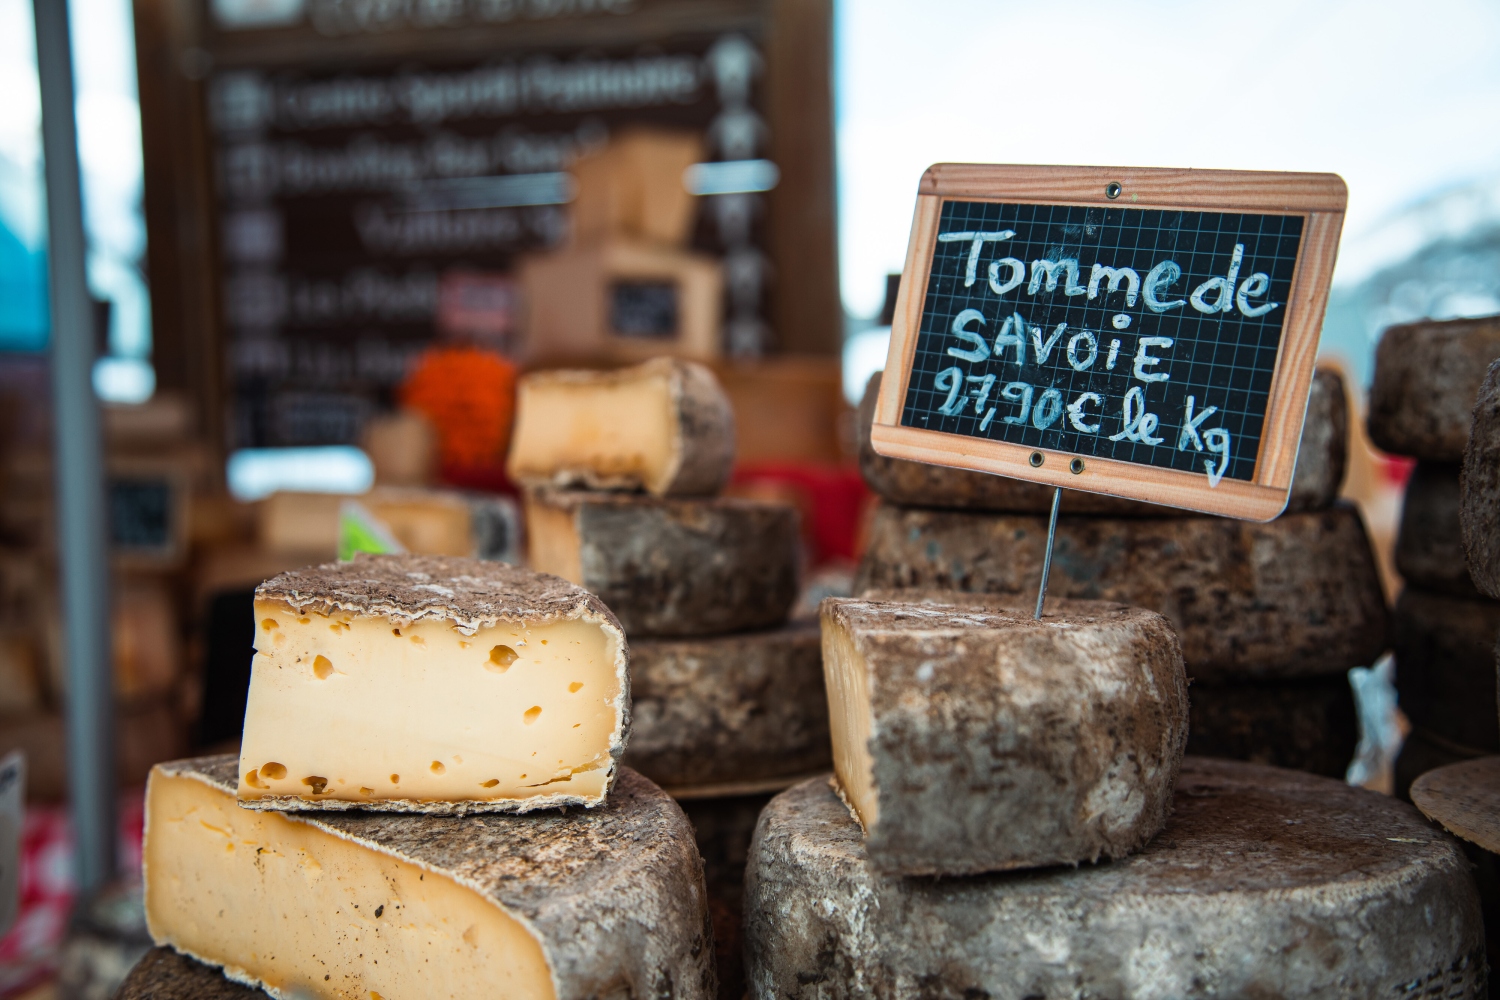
left=507, top=358, right=734, bottom=497
left=260, top=762, right=286, bottom=780
left=239, top=555, right=629, bottom=812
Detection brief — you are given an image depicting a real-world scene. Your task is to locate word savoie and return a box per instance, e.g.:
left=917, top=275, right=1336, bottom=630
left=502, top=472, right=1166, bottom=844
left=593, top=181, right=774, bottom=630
left=937, top=231, right=1279, bottom=319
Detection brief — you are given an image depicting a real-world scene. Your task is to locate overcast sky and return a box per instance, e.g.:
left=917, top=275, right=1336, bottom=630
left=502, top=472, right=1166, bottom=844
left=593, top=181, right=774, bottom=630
left=836, top=0, right=1500, bottom=317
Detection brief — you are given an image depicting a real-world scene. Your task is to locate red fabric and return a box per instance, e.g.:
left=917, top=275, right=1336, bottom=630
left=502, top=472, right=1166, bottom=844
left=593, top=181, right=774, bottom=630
left=730, top=463, right=871, bottom=567
left=0, top=793, right=144, bottom=998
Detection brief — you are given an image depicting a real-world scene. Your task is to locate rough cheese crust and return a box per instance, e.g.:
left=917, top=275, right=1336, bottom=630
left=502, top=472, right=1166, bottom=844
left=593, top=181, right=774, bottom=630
left=151, top=757, right=716, bottom=1000
left=856, top=502, right=1389, bottom=683
left=511, top=358, right=736, bottom=496
left=118, top=949, right=261, bottom=1000
left=1462, top=359, right=1500, bottom=599
left=1369, top=315, right=1500, bottom=461
left=248, top=554, right=630, bottom=814
left=858, top=368, right=1346, bottom=515
left=1397, top=462, right=1482, bottom=598
left=824, top=594, right=1186, bottom=875
left=623, top=622, right=830, bottom=792
left=530, top=489, right=800, bottom=637
left=745, top=759, right=1485, bottom=1000
left=1393, top=587, right=1500, bottom=757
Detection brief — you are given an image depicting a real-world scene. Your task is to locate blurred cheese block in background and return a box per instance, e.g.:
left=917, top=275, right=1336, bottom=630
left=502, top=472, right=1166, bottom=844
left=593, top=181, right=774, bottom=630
left=508, top=359, right=735, bottom=497
left=146, top=758, right=714, bottom=1000
left=526, top=489, right=798, bottom=637
left=821, top=595, right=1186, bottom=876
left=238, top=555, right=628, bottom=813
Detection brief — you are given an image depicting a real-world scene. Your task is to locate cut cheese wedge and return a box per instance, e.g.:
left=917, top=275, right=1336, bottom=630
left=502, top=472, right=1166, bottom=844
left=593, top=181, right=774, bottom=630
left=525, top=489, right=799, bottom=637
left=507, top=358, right=735, bottom=497
left=238, top=554, right=628, bottom=813
left=145, top=757, right=714, bottom=1000
left=822, top=594, right=1187, bottom=875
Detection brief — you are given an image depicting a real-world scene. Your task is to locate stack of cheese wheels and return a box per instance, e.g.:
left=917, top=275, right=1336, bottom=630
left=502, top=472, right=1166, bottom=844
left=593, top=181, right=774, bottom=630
left=854, top=366, right=1386, bottom=776
left=508, top=358, right=827, bottom=995
left=742, top=590, right=1483, bottom=997
left=1366, top=317, right=1500, bottom=796
left=133, top=555, right=716, bottom=999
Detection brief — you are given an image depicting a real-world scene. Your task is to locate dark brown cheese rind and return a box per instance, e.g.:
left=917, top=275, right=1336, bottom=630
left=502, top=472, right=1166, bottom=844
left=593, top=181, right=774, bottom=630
left=1462, top=359, right=1500, bottom=599
left=1369, top=315, right=1500, bottom=461
left=855, top=502, right=1389, bottom=683
left=624, top=622, right=829, bottom=791
left=858, top=368, right=1347, bottom=515
left=118, top=949, right=262, bottom=1000
left=1393, top=587, right=1500, bottom=756
left=540, top=490, right=799, bottom=637
left=1185, top=674, right=1357, bottom=778
left=155, top=757, right=716, bottom=1000
left=826, top=595, right=1186, bottom=875
left=744, top=759, right=1485, bottom=1000
left=1397, top=463, right=1482, bottom=597
left=255, top=553, right=625, bottom=637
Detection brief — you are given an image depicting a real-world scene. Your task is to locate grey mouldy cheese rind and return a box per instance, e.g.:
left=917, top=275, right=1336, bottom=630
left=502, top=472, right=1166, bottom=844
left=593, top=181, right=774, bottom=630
left=1462, top=359, right=1500, bottom=598
left=1397, top=462, right=1482, bottom=597
left=240, top=553, right=630, bottom=814
left=1185, top=674, right=1357, bottom=778
left=1392, top=587, right=1500, bottom=757
left=507, top=358, right=736, bottom=496
left=623, top=621, right=830, bottom=793
left=118, top=949, right=262, bottom=1000
left=1368, top=315, right=1500, bottom=461
left=525, top=489, right=800, bottom=637
left=820, top=595, right=1187, bottom=875
left=857, top=367, right=1347, bottom=515
left=744, top=759, right=1486, bottom=1000
left=145, top=757, right=716, bottom=1000
left=855, top=502, right=1388, bottom=683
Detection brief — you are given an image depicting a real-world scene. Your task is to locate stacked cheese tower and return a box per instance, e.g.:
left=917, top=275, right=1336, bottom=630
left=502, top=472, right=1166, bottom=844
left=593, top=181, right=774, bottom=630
left=507, top=358, right=828, bottom=994
left=743, top=590, right=1484, bottom=996
left=1368, top=316, right=1500, bottom=796
left=854, top=367, right=1388, bottom=775
left=133, top=554, right=716, bottom=999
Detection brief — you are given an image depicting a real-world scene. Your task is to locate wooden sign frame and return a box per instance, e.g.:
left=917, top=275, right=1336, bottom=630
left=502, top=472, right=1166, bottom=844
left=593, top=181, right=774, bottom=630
left=870, top=164, right=1347, bottom=521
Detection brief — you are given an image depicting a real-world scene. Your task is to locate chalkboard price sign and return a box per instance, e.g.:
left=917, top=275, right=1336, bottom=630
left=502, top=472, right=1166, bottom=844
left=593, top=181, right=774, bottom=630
left=870, top=165, right=1346, bottom=520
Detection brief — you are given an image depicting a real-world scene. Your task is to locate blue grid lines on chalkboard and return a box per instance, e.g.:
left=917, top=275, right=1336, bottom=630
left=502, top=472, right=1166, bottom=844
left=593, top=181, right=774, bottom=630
left=898, top=200, right=1303, bottom=484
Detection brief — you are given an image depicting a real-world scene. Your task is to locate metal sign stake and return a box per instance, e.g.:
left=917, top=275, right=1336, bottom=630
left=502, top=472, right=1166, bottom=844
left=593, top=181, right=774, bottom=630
left=1034, top=486, right=1062, bottom=620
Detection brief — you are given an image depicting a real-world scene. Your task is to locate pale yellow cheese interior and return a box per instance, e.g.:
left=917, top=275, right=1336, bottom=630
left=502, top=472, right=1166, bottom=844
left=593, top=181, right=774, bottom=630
left=145, top=769, right=556, bottom=1000
left=239, top=601, right=621, bottom=805
left=821, top=613, right=879, bottom=830
left=523, top=499, right=584, bottom=587
left=508, top=371, right=678, bottom=493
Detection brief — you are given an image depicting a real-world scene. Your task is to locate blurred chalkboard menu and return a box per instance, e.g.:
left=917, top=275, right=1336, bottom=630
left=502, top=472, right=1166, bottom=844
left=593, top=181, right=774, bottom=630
left=189, top=0, right=800, bottom=448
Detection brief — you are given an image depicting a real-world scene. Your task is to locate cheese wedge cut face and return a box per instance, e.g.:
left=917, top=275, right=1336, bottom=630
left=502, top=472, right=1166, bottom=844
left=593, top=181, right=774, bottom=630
left=507, top=358, right=734, bottom=497
left=147, top=766, right=555, bottom=1000
left=238, top=555, right=628, bottom=813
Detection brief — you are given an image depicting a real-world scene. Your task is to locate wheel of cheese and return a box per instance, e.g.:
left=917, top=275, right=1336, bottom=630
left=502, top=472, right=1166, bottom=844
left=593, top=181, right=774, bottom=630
left=1462, top=359, right=1500, bottom=599
left=1393, top=587, right=1500, bottom=757
left=1396, top=727, right=1490, bottom=802
left=526, top=489, right=799, bottom=637
left=821, top=595, right=1186, bottom=876
left=1397, top=463, right=1482, bottom=597
left=857, top=368, right=1346, bottom=515
left=1369, top=315, right=1500, bottom=461
left=145, top=758, right=716, bottom=1000
left=745, top=759, right=1485, bottom=999
left=623, top=622, right=829, bottom=794
left=118, top=948, right=260, bottom=1000
left=856, top=503, right=1389, bottom=683
left=1187, top=673, right=1357, bottom=778
left=680, top=793, right=778, bottom=1000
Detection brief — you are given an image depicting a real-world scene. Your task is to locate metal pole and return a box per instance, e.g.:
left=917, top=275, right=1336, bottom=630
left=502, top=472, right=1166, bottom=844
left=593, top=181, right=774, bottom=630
left=1034, top=486, right=1062, bottom=620
left=33, top=0, right=117, bottom=892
